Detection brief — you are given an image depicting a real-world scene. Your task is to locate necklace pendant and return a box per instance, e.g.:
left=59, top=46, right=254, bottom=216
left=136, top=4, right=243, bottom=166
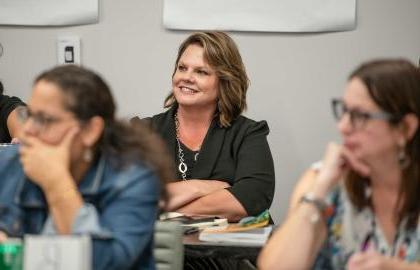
left=194, top=152, right=199, bottom=162
left=178, top=162, right=187, bottom=174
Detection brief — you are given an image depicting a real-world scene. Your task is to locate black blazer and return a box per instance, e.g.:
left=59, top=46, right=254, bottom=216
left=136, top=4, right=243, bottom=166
left=146, top=106, right=275, bottom=216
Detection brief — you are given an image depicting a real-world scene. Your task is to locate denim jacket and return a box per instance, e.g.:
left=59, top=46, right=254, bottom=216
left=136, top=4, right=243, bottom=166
left=0, top=145, right=159, bottom=270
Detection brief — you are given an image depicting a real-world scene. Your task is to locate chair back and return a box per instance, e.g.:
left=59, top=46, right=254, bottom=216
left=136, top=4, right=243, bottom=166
left=154, top=221, right=184, bottom=270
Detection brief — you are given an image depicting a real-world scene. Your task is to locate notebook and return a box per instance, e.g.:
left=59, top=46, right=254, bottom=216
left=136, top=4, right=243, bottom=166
left=199, top=226, right=273, bottom=246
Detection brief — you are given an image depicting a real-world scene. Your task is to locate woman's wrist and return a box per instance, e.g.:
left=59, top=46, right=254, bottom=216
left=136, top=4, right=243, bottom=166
left=310, top=184, right=330, bottom=200
left=40, top=167, right=72, bottom=191
left=46, top=185, right=81, bottom=206
left=44, top=174, right=80, bottom=204
left=311, top=172, right=338, bottom=199
left=189, top=179, right=229, bottom=197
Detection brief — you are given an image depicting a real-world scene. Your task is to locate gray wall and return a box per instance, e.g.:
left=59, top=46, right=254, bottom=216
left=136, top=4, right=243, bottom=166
left=0, top=0, right=419, bottom=223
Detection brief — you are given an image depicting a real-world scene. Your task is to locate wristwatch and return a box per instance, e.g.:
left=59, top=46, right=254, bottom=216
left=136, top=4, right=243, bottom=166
left=299, top=192, right=328, bottom=224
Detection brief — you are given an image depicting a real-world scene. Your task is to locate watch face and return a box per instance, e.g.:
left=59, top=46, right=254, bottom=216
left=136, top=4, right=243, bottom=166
left=305, top=192, right=315, bottom=200
left=301, top=193, right=327, bottom=212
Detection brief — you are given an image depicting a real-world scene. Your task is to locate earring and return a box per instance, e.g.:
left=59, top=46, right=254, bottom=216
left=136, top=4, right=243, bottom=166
left=398, top=142, right=411, bottom=169
left=364, top=185, right=372, bottom=199
left=83, top=148, right=93, bottom=163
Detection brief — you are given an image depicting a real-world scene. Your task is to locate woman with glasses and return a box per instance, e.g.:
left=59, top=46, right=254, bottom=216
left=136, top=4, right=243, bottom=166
left=258, top=59, right=420, bottom=270
left=0, top=81, right=25, bottom=143
left=139, top=32, right=275, bottom=222
left=0, top=65, right=172, bottom=270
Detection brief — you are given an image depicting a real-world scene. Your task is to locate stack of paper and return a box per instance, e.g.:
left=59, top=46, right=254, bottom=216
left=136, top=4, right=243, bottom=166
left=182, top=218, right=228, bottom=229
left=199, top=226, right=272, bottom=246
left=159, top=212, right=227, bottom=229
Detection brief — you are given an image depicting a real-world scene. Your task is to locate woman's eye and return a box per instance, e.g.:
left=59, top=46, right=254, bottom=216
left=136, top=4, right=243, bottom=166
left=197, top=70, right=209, bottom=75
left=354, top=111, right=370, bottom=121
left=361, top=113, right=371, bottom=120
left=178, top=65, right=187, bottom=71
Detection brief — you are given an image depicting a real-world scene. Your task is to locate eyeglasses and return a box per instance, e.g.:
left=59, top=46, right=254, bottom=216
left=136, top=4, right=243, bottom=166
left=16, top=106, right=68, bottom=132
left=331, top=98, right=399, bottom=130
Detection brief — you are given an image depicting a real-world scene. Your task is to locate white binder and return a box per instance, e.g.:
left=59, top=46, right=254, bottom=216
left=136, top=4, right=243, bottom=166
left=24, top=235, right=91, bottom=270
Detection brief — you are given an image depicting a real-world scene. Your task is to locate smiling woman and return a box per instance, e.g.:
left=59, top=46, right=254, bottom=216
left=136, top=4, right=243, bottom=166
left=141, top=32, right=275, bottom=220
left=0, top=65, right=173, bottom=270
left=171, top=43, right=220, bottom=112
left=138, top=30, right=275, bottom=270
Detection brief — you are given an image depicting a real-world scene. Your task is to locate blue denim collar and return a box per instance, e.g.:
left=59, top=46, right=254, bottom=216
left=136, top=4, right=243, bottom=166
left=78, top=156, right=106, bottom=195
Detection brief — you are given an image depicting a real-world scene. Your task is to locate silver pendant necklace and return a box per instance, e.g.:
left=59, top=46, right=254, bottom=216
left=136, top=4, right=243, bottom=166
left=194, top=152, right=199, bottom=162
left=175, top=113, right=200, bottom=181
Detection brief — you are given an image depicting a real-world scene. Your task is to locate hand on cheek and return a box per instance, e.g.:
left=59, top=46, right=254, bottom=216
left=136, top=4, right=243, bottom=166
left=315, top=142, right=348, bottom=195
left=19, top=126, right=80, bottom=190
left=341, top=147, right=371, bottom=177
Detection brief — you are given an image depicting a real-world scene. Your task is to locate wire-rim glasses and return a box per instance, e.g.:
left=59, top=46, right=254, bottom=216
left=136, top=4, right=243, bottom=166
left=16, top=106, right=66, bottom=132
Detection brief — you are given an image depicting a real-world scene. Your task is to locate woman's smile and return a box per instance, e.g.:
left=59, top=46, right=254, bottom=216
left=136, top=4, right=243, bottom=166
left=178, top=86, right=199, bottom=94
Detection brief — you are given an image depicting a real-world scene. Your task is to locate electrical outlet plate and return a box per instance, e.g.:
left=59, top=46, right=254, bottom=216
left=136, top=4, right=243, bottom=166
left=57, top=36, right=81, bottom=65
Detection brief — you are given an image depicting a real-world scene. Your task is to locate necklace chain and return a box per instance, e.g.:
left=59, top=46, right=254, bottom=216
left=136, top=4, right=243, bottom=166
left=175, top=113, right=200, bottom=181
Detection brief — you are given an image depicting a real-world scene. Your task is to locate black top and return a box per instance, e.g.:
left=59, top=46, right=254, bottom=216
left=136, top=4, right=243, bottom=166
left=0, top=94, right=25, bottom=143
left=178, top=141, right=199, bottom=180
left=147, top=106, right=275, bottom=216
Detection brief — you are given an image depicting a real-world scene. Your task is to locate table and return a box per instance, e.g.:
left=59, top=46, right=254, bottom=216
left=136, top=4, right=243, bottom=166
left=183, top=232, right=262, bottom=261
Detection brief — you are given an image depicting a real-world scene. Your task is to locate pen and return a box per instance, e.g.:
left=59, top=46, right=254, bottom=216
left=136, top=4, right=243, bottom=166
left=184, top=227, right=199, bottom=235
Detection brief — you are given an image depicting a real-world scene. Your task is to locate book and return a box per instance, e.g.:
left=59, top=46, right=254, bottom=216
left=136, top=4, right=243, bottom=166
left=159, top=212, right=228, bottom=229
left=199, top=226, right=273, bottom=246
left=198, top=209, right=272, bottom=245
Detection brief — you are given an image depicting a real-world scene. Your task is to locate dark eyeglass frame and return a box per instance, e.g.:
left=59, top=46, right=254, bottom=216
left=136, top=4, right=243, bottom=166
left=331, top=98, right=400, bottom=129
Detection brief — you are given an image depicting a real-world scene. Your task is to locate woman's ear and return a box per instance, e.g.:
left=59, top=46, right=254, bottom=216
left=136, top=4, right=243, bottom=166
left=81, top=116, right=105, bottom=147
left=400, top=113, right=419, bottom=141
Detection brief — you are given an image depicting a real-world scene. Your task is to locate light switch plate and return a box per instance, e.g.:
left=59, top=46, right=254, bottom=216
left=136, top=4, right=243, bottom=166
left=57, top=36, right=81, bottom=65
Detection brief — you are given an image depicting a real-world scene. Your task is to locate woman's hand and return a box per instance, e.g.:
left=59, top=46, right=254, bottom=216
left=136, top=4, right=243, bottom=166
left=0, top=231, right=8, bottom=243
left=313, top=142, right=348, bottom=197
left=165, top=179, right=231, bottom=211
left=347, top=251, right=399, bottom=270
left=313, top=142, right=371, bottom=198
left=189, top=179, right=231, bottom=193
left=19, top=127, right=79, bottom=191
